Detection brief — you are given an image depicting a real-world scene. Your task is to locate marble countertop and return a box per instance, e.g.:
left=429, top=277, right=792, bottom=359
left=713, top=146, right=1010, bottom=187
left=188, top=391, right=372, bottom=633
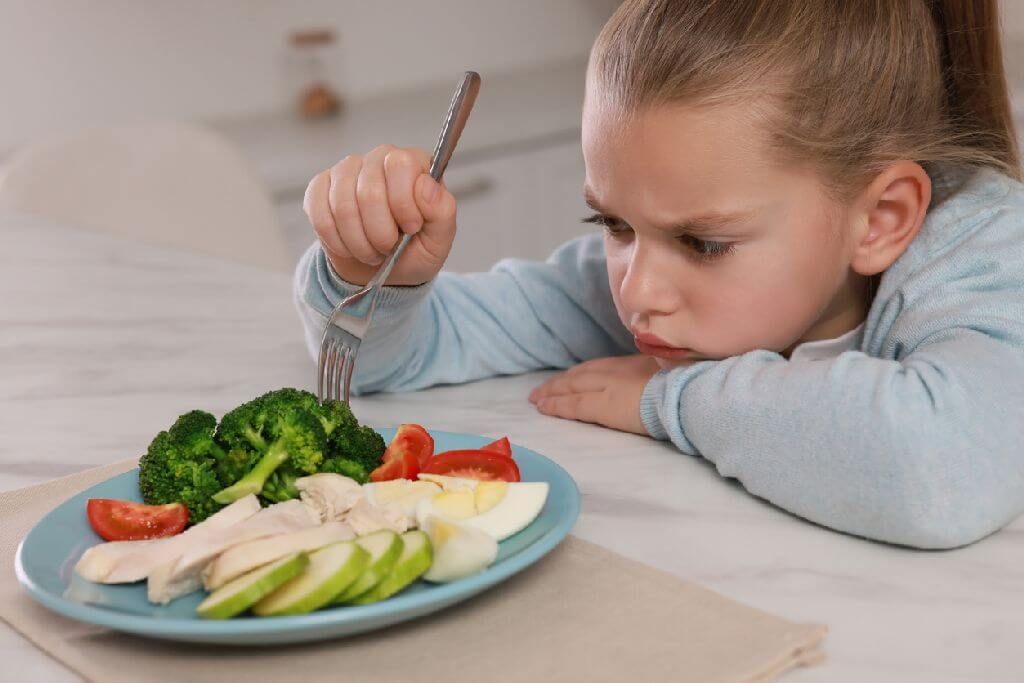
left=2, top=213, right=1022, bottom=682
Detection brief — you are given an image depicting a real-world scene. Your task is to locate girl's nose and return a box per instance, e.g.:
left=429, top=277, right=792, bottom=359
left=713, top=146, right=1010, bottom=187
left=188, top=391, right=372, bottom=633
left=618, top=240, right=681, bottom=316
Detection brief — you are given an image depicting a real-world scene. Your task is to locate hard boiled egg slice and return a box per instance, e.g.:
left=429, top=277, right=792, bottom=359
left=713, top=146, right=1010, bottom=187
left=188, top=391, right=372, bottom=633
left=421, top=517, right=498, bottom=583
left=415, top=481, right=549, bottom=541
left=417, top=473, right=480, bottom=492
left=362, top=479, right=442, bottom=528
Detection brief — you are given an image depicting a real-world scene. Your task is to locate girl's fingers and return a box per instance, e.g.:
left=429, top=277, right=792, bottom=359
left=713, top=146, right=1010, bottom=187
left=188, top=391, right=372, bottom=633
left=329, top=155, right=380, bottom=266
left=305, top=170, right=350, bottom=260
left=408, top=174, right=458, bottom=267
left=529, top=368, right=609, bottom=403
left=535, top=393, right=602, bottom=425
left=384, top=148, right=431, bottom=234
left=355, top=145, right=402, bottom=260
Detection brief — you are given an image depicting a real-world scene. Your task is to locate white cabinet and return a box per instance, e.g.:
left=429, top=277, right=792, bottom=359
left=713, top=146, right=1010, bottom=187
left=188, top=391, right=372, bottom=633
left=442, top=138, right=592, bottom=272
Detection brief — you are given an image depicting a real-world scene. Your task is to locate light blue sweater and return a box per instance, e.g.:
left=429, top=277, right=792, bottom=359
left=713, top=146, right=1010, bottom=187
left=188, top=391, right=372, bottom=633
left=295, top=168, right=1024, bottom=549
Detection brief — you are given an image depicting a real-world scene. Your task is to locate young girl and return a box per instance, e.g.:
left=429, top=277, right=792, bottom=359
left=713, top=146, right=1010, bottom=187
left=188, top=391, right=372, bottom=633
left=295, top=0, right=1024, bottom=550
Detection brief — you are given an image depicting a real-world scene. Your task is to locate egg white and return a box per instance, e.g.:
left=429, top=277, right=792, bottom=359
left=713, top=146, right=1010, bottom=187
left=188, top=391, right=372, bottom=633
left=416, top=481, right=549, bottom=541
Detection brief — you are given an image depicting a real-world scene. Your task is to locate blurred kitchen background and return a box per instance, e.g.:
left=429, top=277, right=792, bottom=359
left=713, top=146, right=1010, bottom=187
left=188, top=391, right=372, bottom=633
left=0, top=0, right=1021, bottom=275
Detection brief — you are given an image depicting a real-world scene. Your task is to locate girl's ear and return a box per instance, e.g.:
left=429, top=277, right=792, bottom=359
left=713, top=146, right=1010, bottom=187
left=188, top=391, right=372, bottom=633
left=850, top=161, right=931, bottom=276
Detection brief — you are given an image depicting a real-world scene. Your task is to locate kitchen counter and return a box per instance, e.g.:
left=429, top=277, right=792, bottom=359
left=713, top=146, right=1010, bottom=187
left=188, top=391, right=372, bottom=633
left=2, top=213, right=1022, bottom=682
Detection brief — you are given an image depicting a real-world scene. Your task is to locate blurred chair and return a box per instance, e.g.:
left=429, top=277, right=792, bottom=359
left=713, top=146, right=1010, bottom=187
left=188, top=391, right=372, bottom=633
left=0, top=121, right=291, bottom=272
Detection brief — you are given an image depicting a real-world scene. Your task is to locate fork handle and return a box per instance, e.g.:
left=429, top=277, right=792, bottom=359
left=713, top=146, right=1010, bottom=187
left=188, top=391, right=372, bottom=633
left=365, top=71, right=481, bottom=290
left=428, top=71, right=481, bottom=181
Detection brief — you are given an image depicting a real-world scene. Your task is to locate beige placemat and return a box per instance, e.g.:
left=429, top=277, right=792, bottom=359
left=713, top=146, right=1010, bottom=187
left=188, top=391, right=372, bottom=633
left=1, top=461, right=826, bottom=683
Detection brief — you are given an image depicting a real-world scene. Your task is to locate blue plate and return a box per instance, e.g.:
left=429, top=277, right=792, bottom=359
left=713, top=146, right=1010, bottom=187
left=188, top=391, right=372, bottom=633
left=15, top=429, right=580, bottom=645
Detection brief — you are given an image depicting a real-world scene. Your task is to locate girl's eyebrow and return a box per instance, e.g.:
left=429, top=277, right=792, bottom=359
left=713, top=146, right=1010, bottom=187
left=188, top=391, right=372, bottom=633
left=661, top=210, right=755, bottom=235
left=583, top=190, right=754, bottom=235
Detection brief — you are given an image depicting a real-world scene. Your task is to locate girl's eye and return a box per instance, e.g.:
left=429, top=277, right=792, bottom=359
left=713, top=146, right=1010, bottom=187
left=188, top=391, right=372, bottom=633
left=678, top=235, right=735, bottom=261
left=582, top=213, right=632, bottom=238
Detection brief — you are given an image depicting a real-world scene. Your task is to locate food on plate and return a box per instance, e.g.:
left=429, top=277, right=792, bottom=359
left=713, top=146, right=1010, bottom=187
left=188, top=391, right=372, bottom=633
left=369, top=450, right=420, bottom=482
left=416, top=479, right=549, bottom=541
left=343, top=497, right=409, bottom=535
left=348, top=531, right=433, bottom=605
left=333, top=530, right=403, bottom=603
left=138, top=389, right=385, bottom=522
left=420, top=449, right=521, bottom=482
left=480, top=436, right=513, bottom=458
left=137, top=410, right=231, bottom=524
left=74, top=495, right=261, bottom=583
left=212, top=390, right=375, bottom=504
left=197, top=553, right=309, bottom=620
left=370, top=432, right=520, bottom=484
left=295, top=473, right=364, bottom=522
left=86, top=499, right=188, bottom=541
left=253, top=542, right=370, bottom=616
left=74, top=422, right=549, bottom=618
left=294, top=472, right=408, bottom=534
left=417, top=473, right=482, bottom=490
left=147, top=499, right=320, bottom=604
left=368, top=423, right=435, bottom=481
left=384, top=424, right=435, bottom=466
left=363, top=479, right=442, bottom=522
left=421, top=517, right=498, bottom=583
left=202, top=522, right=354, bottom=590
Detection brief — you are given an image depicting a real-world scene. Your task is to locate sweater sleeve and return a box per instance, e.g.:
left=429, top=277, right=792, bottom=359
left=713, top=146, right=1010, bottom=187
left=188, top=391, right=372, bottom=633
left=641, top=331, right=1024, bottom=549
left=293, top=234, right=634, bottom=395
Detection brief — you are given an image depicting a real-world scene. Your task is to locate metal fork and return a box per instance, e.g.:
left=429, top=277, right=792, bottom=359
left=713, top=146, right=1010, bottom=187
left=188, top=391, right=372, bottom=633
left=317, top=71, right=481, bottom=404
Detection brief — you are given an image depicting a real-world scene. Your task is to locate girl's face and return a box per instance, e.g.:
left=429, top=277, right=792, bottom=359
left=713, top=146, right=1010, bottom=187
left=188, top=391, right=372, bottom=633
left=581, top=100, right=871, bottom=369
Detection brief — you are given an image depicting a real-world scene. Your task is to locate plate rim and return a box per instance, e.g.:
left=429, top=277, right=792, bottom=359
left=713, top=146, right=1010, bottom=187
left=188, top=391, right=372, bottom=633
left=14, top=431, right=580, bottom=639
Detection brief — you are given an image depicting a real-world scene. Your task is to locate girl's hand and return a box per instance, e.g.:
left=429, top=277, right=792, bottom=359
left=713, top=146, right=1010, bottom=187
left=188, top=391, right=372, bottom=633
left=304, top=145, right=458, bottom=286
left=528, top=355, right=663, bottom=434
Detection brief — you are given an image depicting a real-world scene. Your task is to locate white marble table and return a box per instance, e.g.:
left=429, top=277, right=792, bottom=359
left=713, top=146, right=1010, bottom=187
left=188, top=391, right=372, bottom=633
left=2, top=213, right=1022, bottom=682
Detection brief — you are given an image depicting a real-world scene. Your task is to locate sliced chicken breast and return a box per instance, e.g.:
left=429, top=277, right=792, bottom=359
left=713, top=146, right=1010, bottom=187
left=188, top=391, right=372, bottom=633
left=147, top=499, right=320, bottom=604
left=202, top=521, right=355, bottom=590
left=344, top=496, right=409, bottom=536
left=296, top=473, right=364, bottom=522
left=74, top=495, right=261, bottom=583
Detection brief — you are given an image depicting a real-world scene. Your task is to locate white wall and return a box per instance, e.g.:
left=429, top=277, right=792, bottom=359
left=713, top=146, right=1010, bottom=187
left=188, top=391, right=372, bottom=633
left=1003, top=1, right=1024, bottom=35
left=2, top=0, right=1018, bottom=155
left=0, top=0, right=615, bottom=152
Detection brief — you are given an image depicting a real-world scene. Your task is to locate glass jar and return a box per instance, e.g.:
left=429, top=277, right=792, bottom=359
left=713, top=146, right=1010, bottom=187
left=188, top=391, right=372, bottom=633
left=286, top=29, right=342, bottom=119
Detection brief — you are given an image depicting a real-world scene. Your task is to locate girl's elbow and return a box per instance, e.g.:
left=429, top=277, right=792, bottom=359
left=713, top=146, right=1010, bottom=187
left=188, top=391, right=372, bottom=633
left=884, top=475, right=1003, bottom=550
left=887, top=513, right=992, bottom=550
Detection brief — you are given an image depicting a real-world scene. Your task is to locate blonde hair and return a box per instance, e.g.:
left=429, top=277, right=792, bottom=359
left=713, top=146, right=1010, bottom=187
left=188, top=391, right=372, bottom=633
left=590, top=0, right=1021, bottom=198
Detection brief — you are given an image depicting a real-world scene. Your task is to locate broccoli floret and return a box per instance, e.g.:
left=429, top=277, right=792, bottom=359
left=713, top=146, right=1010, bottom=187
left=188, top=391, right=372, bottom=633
left=328, top=424, right=386, bottom=473
left=316, top=398, right=358, bottom=436
left=261, top=468, right=301, bottom=503
left=214, top=396, right=271, bottom=454
left=166, top=410, right=218, bottom=454
left=256, top=390, right=359, bottom=438
left=319, top=457, right=369, bottom=484
left=212, top=404, right=326, bottom=504
left=138, top=410, right=225, bottom=524
left=165, top=410, right=250, bottom=487
left=215, top=447, right=255, bottom=487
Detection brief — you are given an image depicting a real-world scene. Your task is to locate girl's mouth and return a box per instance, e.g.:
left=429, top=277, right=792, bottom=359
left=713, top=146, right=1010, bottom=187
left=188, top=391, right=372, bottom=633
left=633, top=332, right=692, bottom=360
